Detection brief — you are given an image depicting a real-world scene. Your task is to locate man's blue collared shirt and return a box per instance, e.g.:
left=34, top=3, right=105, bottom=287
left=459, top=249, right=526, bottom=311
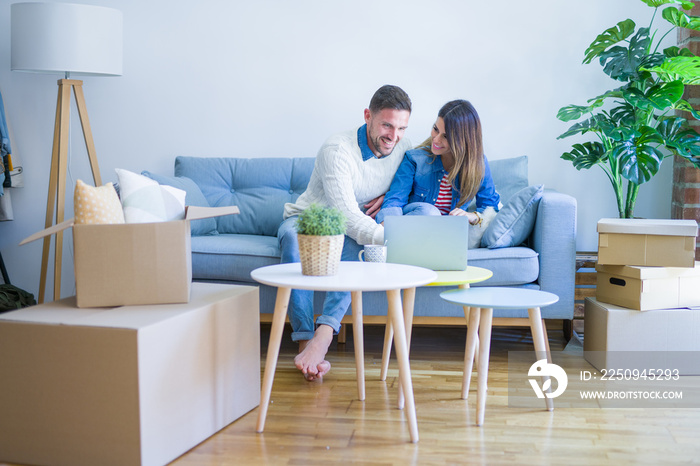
left=357, top=124, right=376, bottom=161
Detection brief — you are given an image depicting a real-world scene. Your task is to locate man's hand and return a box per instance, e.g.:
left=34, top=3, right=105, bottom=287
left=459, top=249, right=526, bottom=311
left=364, top=195, right=385, bottom=219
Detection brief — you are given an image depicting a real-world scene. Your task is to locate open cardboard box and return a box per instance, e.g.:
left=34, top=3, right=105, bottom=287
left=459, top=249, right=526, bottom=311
left=21, top=205, right=239, bottom=308
left=597, top=218, right=698, bottom=267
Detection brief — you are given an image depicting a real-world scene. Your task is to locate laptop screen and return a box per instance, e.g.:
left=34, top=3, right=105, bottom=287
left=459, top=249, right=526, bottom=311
left=384, top=216, right=469, bottom=271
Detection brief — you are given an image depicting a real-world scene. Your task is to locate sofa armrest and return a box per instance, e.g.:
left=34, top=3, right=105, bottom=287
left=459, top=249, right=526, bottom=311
left=531, top=190, right=577, bottom=320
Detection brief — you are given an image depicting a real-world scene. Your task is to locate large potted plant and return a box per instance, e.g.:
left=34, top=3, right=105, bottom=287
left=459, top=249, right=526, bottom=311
left=295, top=204, right=347, bottom=276
left=557, top=0, right=700, bottom=218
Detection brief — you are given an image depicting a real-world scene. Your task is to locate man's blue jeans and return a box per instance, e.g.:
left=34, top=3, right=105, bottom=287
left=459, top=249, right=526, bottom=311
left=278, top=216, right=363, bottom=342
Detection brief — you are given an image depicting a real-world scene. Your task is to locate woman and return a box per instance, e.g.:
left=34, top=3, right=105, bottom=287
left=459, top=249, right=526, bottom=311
left=376, top=100, right=500, bottom=246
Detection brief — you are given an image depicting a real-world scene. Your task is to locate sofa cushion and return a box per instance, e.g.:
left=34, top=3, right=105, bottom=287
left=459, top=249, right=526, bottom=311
left=466, top=155, right=528, bottom=213
left=191, top=234, right=282, bottom=282
left=141, top=171, right=218, bottom=236
left=175, top=156, right=315, bottom=237
left=481, top=184, right=544, bottom=249
left=489, top=155, right=529, bottom=205
left=466, top=246, right=539, bottom=285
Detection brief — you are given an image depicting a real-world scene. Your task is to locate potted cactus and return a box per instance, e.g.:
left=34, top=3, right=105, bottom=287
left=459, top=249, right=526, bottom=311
left=295, top=204, right=347, bottom=276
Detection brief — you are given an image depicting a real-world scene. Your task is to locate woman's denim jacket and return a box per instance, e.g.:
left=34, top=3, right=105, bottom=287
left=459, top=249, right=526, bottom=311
left=376, top=148, right=500, bottom=224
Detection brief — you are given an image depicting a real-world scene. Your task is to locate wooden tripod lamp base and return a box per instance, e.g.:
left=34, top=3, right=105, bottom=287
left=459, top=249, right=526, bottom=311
left=38, top=79, right=102, bottom=304
left=10, top=3, right=123, bottom=303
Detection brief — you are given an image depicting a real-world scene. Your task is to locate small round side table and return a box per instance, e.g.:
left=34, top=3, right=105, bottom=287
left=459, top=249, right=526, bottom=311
left=440, top=287, right=559, bottom=426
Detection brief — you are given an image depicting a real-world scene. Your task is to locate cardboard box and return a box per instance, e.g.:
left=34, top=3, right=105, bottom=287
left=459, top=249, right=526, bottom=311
left=20, top=205, right=239, bottom=307
left=583, top=297, right=700, bottom=374
left=597, top=218, right=697, bottom=267
left=596, top=262, right=700, bottom=311
left=0, top=282, right=260, bottom=466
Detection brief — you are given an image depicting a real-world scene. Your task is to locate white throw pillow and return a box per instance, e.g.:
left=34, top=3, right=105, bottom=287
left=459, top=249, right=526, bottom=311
left=468, top=206, right=498, bottom=249
left=115, top=168, right=186, bottom=223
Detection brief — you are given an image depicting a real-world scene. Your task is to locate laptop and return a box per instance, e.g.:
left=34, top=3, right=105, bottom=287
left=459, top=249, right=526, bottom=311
left=384, top=216, right=469, bottom=271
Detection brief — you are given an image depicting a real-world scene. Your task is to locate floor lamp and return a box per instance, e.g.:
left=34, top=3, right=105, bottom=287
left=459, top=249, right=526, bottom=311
left=11, top=3, right=123, bottom=303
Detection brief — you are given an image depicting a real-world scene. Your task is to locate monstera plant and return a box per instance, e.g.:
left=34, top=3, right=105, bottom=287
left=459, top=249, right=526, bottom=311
left=557, top=0, right=700, bottom=218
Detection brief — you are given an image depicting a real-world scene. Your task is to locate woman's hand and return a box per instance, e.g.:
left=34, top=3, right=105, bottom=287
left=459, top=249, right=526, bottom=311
left=449, top=208, right=480, bottom=225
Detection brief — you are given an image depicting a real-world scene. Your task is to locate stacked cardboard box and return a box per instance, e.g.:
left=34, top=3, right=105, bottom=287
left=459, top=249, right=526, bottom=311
left=7, top=203, right=256, bottom=465
left=595, top=218, right=699, bottom=311
left=0, top=282, right=261, bottom=466
left=585, top=218, right=700, bottom=372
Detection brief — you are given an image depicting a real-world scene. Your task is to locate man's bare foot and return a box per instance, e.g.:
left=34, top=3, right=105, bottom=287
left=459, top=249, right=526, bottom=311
left=303, top=360, right=331, bottom=381
left=295, top=325, right=334, bottom=380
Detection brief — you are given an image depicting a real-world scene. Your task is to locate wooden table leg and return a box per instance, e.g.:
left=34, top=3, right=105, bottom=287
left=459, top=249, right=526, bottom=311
left=542, top=319, right=552, bottom=363
left=462, top=305, right=481, bottom=400
left=397, top=287, right=415, bottom=410
left=351, top=291, right=365, bottom=401
left=256, top=286, right=291, bottom=433
left=458, top=283, right=479, bottom=364
left=386, top=288, right=419, bottom=443
left=380, top=320, right=393, bottom=381
left=476, top=307, right=493, bottom=427
left=528, top=307, right=554, bottom=411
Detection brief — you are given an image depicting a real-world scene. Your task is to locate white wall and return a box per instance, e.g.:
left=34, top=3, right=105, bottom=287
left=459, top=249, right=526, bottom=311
left=0, top=0, right=674, bottom=298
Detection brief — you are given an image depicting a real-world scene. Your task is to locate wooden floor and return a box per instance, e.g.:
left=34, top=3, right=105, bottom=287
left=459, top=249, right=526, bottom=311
left=170, top=325, right=700, bottom=465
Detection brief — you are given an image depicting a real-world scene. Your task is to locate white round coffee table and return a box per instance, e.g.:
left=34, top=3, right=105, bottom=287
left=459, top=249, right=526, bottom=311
left=251, top=261, right=437, bottom=443
left=441, top=287, right=559, bottom=426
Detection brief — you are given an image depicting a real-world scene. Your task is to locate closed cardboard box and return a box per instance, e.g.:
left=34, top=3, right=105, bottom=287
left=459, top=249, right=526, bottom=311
left=20, top=205, right=239, bottom=307
left=597, top=218, right=697, bottom=267
left=583, top=297, right=700, bottom=374
left=0, top=282, right=260, bottom=466
left=596, top=262, right=700, bottom=311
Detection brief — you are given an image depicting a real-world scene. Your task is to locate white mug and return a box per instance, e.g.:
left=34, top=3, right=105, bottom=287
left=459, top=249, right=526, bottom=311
left=358, top=244, right=387, bottom=263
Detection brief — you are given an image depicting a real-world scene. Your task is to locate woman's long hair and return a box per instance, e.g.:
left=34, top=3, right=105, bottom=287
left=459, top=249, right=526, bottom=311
left=418, top=100, right=484, bottom=208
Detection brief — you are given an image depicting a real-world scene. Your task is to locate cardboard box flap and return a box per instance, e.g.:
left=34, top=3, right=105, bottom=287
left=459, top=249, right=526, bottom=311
left=19, top=206, right=239, bottom=246
left=597, top=218, right=698, bottom=236
left=596, top=261, right=700, bottom=279
left=19, top=218, right=75, bottom=245
left=185, top=205, right=239, bottom=220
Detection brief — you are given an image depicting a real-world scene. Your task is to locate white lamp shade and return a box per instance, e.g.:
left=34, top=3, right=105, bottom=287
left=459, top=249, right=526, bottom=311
left=11, top=2, right=123, bottom=76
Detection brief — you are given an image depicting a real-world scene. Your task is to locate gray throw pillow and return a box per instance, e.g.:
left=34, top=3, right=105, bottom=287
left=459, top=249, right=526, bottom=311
left=480, top=184, right=544, bottom=249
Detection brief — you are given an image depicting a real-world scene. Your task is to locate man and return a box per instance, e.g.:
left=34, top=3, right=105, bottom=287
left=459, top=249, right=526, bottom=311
left=278, top=84, right=412, bottom=380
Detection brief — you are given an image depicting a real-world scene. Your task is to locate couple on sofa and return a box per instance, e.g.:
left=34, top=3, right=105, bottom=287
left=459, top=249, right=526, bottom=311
left=278, top=84, right=501, bottom=381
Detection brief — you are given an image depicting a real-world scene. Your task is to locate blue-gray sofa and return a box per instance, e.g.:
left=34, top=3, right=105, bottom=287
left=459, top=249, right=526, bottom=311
left=144, top=155, right=577, bottom=334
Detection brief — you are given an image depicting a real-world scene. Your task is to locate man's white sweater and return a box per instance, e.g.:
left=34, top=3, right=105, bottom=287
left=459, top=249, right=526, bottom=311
left=284, top=127, right=412, bottom=246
